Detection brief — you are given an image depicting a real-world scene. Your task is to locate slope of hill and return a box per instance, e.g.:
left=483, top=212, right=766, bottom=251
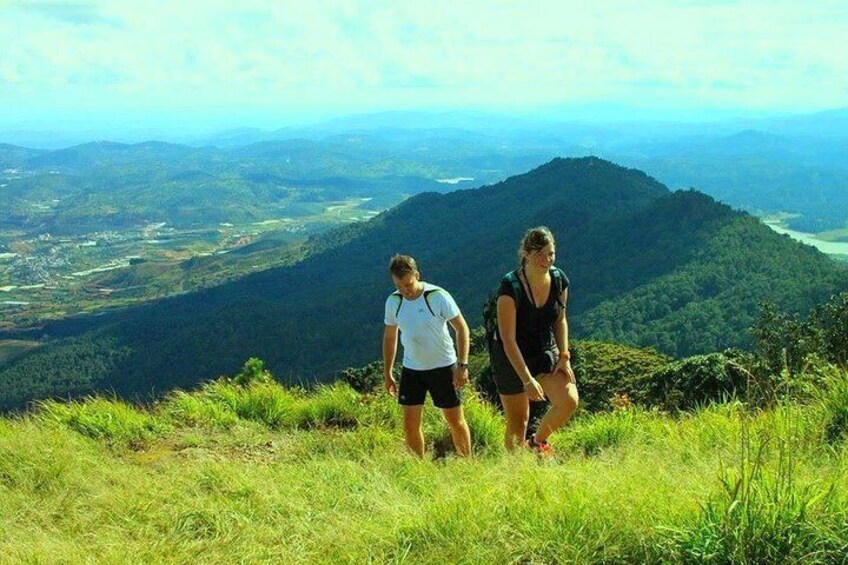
left=2, top=362, right=847, bottom=562
left=0, top=157, right=845, bottom=410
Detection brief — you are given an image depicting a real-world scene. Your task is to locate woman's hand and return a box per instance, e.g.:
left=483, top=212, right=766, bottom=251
left=524, top=376, right=545, bottom=401
left=555, top=355, right=576, bottom=385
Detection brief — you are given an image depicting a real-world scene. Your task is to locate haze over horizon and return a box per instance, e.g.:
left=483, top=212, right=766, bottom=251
left=3, top=0, right=847, bottom=144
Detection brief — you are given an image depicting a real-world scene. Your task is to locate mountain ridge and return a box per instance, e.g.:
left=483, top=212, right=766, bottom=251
left=1, top=157, right=844, bottom=410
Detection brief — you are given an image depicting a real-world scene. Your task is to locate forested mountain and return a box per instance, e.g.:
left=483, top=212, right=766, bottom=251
left=1, top=157, right=845, bottom=411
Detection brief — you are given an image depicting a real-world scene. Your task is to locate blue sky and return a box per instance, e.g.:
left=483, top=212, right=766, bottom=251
left=2, top=0, right=847, bottom=134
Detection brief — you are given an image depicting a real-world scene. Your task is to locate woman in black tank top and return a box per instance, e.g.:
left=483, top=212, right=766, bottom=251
left=494, top=227, right=579, bottom=456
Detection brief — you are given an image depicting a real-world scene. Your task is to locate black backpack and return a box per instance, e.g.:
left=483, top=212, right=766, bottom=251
left=482, top=267, right=567, bottom=348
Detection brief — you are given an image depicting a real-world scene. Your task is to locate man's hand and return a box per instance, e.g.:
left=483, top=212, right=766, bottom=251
left=384, top=372, right=397, bottom=397
left=453, top=365, right=469, bottom=390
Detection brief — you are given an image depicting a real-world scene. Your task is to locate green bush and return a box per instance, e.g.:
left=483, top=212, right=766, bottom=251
left=337, top=360, right=391, bottom=394
left=637, top=352, right=750, bottom=412
left=569, top=341, right=671, bottom=411
left=231, top=357, right=274, bottom=387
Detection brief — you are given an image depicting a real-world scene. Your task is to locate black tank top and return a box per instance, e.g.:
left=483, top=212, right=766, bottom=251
left=498, top=268, right=569, bottom=357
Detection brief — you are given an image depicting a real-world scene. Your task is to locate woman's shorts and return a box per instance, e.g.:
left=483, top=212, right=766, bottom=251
left=489, top=344, right=558, bottom=396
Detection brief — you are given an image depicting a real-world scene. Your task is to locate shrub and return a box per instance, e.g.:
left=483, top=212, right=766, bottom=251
left=636, top=352, right=749, bottom=412
left=337, top=361, right=390, bottom=394
left=569, top=341, right=671, bottom=411
left=232, top=357, right=274, bottom=387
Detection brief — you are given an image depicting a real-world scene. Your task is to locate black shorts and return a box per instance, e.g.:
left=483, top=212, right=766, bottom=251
left=490, top=344, right=558, bottom=396
left=399, top=364, right=461, bottom=408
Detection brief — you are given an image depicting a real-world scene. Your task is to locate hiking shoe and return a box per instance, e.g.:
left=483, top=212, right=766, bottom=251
left=526, top=436, right=554, bottom=460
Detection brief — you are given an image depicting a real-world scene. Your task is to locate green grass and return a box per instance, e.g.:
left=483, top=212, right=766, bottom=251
left=1, top=377, right=847, bottom=563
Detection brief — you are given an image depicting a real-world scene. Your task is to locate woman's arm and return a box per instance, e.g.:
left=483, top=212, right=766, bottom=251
left=553, top=288, right=575, bottom=383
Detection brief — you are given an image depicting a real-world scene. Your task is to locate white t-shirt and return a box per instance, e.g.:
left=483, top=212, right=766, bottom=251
left=384, top=282, right=460, bottom=370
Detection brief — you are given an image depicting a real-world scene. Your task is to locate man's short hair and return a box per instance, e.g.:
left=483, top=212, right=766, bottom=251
left=389, top=254, right=417, bottom=278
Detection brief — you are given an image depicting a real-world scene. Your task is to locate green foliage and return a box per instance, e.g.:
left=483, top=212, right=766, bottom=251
left=808, top=292, right=848, bottom=371
left=231, top=357, right=273, bottom=387
left=560, top=407, right=643, bottom=456
left=570, top=341, right=671, bottom=411
left=636, top=352, right=749, bottom=412
left=204, top=380, right=305, bottom=430
left=337, top=360, right=389, bottom=394
left=37, top=397, right=168, bottom=448
left=301, top=383, right=364, bottom=429
left=751, top=293, right=848, bottom=387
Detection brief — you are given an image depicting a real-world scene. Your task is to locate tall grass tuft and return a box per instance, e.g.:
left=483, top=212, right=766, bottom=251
left=814, top=365, right=848, bottom=444
left=205, top=380, right=305, bottom=429
left=161, top=390, right=239, bottom=430
left=38, top=397, right=168, bottom=449
left=559, top=407, right=642, bottom=456
left=461, top=392, right=504, bottom=456
left=667, top=409, right=844, bottom=563
left=301, top=383, right=364, bottom=429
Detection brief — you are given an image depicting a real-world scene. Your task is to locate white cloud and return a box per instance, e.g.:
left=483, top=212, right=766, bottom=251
left=1, top=0, right=846, bottom=127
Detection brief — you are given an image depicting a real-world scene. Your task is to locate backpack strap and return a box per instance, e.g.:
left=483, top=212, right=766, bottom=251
left=551, top=267, right=566, bottom=308
left=390, top=291, right=403, bottom=317
left=505, top=271, right=522, bottom=300
left=423, top=288, right=443, bottom=317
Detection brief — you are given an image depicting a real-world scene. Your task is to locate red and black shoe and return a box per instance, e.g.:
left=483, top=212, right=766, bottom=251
left=526, top=436, right=554, bottom=460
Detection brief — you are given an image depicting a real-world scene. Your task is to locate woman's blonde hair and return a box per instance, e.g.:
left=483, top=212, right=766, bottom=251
left=518, top=226, right=555, bottom=266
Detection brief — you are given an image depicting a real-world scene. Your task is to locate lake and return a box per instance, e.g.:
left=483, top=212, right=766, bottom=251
left=765, top=222, right=848, bottom=256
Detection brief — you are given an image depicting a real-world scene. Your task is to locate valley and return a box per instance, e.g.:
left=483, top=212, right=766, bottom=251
left=0, top=197, right=378, bottom=330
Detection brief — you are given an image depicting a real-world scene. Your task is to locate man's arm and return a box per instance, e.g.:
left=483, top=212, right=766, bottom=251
left=448, top=313, right=469, bottom=364
left=383, top=324, right=399, bottom=396
left=448, top=314, right=470, bottom=389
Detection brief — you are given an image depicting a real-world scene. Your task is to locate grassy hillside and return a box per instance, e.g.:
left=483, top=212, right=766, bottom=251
left=2, top=360, right=847, bottom=563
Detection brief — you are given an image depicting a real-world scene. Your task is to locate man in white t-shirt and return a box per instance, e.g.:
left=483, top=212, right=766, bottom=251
left=383, top=254, right=471, bottom=457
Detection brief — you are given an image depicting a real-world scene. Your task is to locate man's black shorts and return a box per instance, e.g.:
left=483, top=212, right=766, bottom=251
left=399, top=364, right=461, bottom=408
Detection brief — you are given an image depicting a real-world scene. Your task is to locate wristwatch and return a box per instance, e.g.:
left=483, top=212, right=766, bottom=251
left=457, top=362, right=468, bottom=369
